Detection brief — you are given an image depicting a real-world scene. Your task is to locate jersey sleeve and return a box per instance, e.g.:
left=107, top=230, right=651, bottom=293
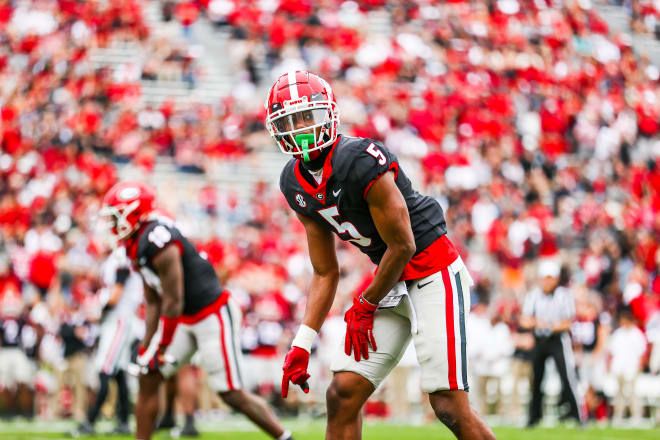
left=349, top=140, right=400, bottom=199
left=279, top=162, right=308, bottom=216
left=115, top=267, right=130, bottom=286
left=137, top=223, right=181, bottom=266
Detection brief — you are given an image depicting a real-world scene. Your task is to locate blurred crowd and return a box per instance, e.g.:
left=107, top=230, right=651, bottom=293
left=0, top=0, right=659, bottom=426
left=626, top=0, right=660, bottom=37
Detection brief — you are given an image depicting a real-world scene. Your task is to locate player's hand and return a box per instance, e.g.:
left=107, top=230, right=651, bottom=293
left=281, top=346, right=310, bottom=398
left=136, top=345, right=166, bottom=373
left=344, top=294, right=378, bottom=362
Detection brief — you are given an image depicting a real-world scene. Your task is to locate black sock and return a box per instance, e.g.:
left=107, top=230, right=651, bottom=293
left=115, top=370, right=130, bottom=424
left=87, top=373, right=111, bottom=424
left=185, top=414, right=195, bottom=427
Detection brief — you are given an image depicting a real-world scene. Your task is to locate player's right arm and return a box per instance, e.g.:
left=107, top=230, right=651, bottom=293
left=141, top=281, right=162, bottom=350
left=281, top=212, right=339, bottom=398
left=135, top=280, right=167, bottom=375
left=297, top=212, right=340, bottom=331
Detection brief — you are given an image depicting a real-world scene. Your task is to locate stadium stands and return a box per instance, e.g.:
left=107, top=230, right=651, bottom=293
left=0, top=0, right=658, bottom=425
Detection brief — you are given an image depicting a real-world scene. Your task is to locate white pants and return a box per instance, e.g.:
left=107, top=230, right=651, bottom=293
left=0, top=347, right=36, bottom=389
left=148, top=297, right=244, bottom=393
left=95, top=316, right=135, bottom=375
left=331, top=257, right=472, bottom=393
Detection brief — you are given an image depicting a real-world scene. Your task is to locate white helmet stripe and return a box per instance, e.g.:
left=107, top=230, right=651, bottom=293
left=287, top=70, right=299, bottom=100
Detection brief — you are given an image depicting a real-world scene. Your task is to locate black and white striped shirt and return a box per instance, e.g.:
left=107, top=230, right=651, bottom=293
left=522, top=286, right=575, bottom=337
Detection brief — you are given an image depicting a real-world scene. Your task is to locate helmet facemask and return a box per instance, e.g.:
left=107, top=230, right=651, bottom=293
left=266, top=95, right=340, bottom=162
left=100, top=200, right=140, bottom=242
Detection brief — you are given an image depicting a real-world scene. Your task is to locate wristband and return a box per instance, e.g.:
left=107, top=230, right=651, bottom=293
left=358, top=293, right=378, bottom=310
left=159, top=316, right=179, bottom=348
left=291, top=324, right=317, bottom=353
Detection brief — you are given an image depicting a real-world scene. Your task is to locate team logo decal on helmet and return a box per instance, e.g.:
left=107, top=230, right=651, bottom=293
left=265, top=70, right=340, bottom=162
left=117, top=186, right=140, bottom=201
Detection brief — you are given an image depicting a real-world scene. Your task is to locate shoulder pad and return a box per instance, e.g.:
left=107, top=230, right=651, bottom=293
left=331, top=136, right=377, bottom=182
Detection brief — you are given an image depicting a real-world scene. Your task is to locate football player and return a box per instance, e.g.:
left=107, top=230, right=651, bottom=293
left=73, top=247, right=141, bottom=436
left=267, top=71, right=495, bottom=440
left=0, top=289, right=39, bottom=419
left=101, top=182, right=294, bottom=440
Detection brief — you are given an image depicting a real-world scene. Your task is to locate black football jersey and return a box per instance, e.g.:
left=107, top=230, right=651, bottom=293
left=280, top=135, right=448, bottom=265
left=133, top=219, right=221, bottom=316
left=0, top=316, right=39, bottom=358
left=1, top=316, right=22, bottom=348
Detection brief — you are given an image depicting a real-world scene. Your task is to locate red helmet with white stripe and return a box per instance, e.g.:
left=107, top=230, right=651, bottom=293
left=265, top=71, right=340, bottom=162
left=101, top=181, right=156, bottom=241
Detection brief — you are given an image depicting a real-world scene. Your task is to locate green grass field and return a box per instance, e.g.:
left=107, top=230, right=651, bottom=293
left=1, top=419, right=659, bottom=440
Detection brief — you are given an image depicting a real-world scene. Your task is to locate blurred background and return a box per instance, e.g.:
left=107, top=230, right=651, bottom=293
left=0, top=0, right=659, bottom=431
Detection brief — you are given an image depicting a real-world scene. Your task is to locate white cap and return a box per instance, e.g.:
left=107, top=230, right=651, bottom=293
left=538, top=259, right=560, bottom=278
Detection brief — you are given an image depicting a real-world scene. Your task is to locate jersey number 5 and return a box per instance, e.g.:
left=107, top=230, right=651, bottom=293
left=366, top=143, right=386, bottom=166
left=318, top=206, right=372, bottom=247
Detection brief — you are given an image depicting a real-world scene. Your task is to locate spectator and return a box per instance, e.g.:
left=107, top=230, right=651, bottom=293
left=507, top=300, right=535, bottom=423
left=0, top=291, right=39, bottom=419
left=608, top=306, right=647, bottom=423
left=468, top=299, right=515, bottom=416
left=571, top=288, right=611, bottom=393
left=57, top=306, right=98, bottom=422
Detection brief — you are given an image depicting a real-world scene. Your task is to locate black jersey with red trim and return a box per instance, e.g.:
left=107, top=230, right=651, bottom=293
left=279, top=135, right=448, bottom=265
left=130, top=219, right=221, bottom=316
left=0, top=316, right=39, bottom=358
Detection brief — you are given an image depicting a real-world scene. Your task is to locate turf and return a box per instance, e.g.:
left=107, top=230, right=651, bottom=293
left=1, top=419, right=658, bottom=440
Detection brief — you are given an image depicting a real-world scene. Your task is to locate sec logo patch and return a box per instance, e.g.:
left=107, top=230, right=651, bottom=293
left=295, top=193, right=306, bottom=208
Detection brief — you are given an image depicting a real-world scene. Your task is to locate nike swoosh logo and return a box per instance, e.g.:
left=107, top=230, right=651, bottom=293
left=332, top=189, right=342, bottom=197
left=417, top=280, right=434, bottom=289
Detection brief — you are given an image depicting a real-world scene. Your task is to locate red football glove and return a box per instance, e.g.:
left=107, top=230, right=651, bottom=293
left=136, top=345, right=166, bottom=373
left=281, top=346, right=310, bottom=398
left=344, top=294, right=378, bottom=361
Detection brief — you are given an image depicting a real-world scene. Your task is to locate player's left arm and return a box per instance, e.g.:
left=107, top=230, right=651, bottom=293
left=362, top=171, right=416, bottom=304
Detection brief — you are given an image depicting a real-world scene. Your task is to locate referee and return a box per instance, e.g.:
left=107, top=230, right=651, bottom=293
left=521, top=260, right=582, bottom=427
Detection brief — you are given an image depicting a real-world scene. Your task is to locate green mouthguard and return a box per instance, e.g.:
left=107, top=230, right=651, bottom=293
left=295, top=134, right=315, bottom=162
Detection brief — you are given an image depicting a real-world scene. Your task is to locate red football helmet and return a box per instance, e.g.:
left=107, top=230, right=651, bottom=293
left=265, top=70, right=340, bottom=162
left=101, top=181, right=156, bottom=241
